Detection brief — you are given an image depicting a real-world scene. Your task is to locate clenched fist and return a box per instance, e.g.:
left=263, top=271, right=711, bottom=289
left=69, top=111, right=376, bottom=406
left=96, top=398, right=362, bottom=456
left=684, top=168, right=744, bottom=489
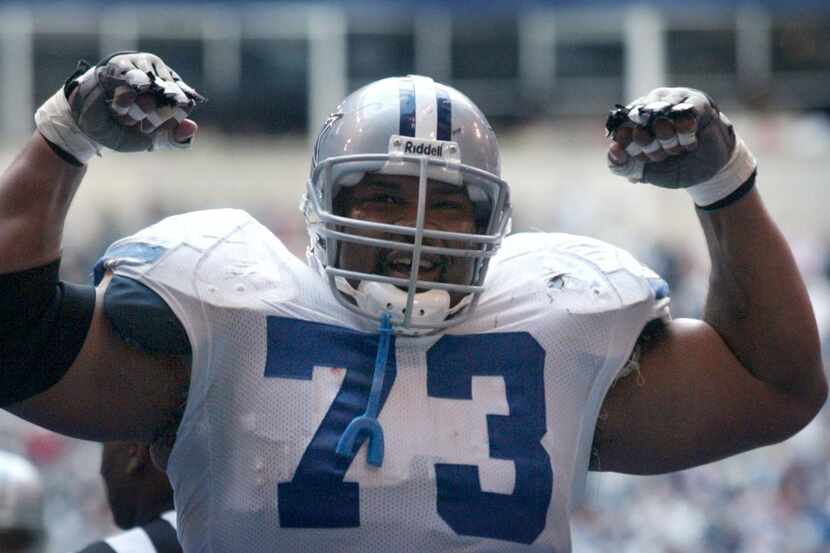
left=605, top=87, right=757, bottom=207
left=35, top=51, right=205, bottom=164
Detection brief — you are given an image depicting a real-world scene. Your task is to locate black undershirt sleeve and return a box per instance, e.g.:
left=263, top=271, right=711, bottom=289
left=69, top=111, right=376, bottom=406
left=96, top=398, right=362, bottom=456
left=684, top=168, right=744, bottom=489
left=0, top=260, right=96, bottom=406
left=0, top=261, right=190, bottom=407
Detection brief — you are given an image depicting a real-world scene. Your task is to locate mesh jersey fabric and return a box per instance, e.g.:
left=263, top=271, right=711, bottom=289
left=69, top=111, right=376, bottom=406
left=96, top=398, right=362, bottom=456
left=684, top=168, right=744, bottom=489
left=97, top=209, right=669, bottom=553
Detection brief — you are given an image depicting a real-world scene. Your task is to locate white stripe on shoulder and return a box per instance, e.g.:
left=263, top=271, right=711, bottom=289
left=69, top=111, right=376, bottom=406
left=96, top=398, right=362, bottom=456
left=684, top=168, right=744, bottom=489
left=410, top=75, right=438, bottom=140
left=104, top=527, right=156, bottom=552
left=161, top=510, right=177, bottom=530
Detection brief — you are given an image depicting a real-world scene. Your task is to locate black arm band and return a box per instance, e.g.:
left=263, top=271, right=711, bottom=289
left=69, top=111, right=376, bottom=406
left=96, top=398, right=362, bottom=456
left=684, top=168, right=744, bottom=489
left=39, top=133, right=84, bottom=167
left=696, top=170, right=757, bottom=211
left=0, top=259, right=96, bottom=407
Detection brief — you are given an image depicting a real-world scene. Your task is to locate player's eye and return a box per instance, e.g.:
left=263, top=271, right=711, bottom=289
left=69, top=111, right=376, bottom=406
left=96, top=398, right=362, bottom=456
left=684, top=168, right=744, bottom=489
left=367, top=193, right=402, bottom=205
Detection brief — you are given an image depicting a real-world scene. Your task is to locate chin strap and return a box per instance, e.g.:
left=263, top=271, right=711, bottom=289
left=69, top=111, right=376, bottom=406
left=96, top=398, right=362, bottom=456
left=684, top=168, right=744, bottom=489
left=336, top=312, right=394, bottom=467
left=335, top=277, right=473, bottom=334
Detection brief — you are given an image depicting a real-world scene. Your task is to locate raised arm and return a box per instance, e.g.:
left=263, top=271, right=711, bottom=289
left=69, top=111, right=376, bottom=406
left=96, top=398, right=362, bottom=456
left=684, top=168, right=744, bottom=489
left=1, top=53, right=200, bottom=442
left=0, top=133, right=86, bottom=272
left=594, top=88, right=827, bottom=474
left=698, top=185, right=823, bottom=406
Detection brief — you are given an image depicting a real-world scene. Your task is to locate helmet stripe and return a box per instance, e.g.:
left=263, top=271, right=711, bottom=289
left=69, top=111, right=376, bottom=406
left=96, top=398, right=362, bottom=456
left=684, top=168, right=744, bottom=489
left=399, top=78, right=416, bottom=137
left=411, top=75, right=438, bottom=140
left=436, top=85, right=452, bottom=141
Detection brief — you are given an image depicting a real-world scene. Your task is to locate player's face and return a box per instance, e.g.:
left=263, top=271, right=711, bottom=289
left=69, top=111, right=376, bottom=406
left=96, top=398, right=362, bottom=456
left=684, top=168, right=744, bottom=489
left=334, top=174, right=478, bottom=291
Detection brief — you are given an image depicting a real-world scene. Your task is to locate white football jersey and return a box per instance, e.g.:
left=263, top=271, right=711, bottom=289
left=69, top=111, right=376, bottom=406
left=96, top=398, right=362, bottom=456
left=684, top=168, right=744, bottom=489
left=98, top=209, right=669, bottom=553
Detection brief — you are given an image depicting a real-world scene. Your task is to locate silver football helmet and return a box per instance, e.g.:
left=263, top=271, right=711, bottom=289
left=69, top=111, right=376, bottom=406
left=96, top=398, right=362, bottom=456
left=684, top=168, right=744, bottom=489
left=304, top=75, right=511, bottom=334
left=0, top=451, right=45, bottom=553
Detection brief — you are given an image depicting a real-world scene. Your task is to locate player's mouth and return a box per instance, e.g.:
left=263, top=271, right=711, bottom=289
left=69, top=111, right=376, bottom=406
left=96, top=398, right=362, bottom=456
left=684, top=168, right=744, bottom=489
left=382, top=253, right=446, bottom=282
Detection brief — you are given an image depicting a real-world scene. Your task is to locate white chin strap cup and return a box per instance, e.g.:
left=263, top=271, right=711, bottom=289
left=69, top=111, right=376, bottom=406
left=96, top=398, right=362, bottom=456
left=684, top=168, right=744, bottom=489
left=336, top=278, right=475, bottom=333
left=358, top=280, right=451, bottom=326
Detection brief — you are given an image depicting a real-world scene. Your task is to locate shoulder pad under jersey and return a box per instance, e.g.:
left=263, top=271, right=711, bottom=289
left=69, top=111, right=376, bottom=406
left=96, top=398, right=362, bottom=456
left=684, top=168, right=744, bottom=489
left=94, top=208, right=302, bottom=310
left=103, top=274, right=191, bottom=355
left=94, top=209, right=255, bottom=284
left=490, top=232, right=670, bottom=316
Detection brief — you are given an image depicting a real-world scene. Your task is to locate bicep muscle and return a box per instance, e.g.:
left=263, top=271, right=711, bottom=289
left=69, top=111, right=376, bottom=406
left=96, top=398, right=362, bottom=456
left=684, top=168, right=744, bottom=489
left=6, top=277, right=189, bottom=442
left=594, top=318, right=808, bottom=474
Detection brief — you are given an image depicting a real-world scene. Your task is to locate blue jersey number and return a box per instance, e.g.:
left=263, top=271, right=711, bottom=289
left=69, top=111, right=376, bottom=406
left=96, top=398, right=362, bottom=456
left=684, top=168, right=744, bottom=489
left=427, top=334, right=551, bottom=544
left=266, top=317, right=397, bottom=528
left=265, top=317, right=551, bottom=543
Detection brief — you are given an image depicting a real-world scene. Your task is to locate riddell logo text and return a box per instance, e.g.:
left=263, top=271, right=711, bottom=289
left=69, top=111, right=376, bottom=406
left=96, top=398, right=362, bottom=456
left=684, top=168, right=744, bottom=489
left=404, top=141, right=443, bottom=157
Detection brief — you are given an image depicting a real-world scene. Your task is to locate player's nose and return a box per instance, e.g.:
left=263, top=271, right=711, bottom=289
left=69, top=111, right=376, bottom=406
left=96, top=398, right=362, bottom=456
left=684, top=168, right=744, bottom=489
left=390, top=204, right=418, bottom=228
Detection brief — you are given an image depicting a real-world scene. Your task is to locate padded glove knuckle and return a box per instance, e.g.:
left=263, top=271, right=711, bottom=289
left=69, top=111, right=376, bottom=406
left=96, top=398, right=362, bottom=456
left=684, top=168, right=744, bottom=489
left=34, top=51, right=203, bottom=162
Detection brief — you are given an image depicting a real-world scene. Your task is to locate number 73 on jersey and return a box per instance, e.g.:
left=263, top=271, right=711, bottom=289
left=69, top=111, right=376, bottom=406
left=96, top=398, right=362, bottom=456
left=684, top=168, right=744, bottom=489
left=265, top=317, right=553, bottom=545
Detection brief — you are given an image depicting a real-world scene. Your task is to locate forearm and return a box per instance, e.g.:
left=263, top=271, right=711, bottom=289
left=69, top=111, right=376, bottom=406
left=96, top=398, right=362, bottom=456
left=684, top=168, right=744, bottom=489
left=698, top=184, right=825, bottom=401
left=0, top=132, right=86, bottom=272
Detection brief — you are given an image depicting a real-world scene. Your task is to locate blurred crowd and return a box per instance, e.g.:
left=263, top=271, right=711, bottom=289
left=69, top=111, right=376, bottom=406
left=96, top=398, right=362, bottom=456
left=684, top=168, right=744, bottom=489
left=574, top=418, right=830, bottom=553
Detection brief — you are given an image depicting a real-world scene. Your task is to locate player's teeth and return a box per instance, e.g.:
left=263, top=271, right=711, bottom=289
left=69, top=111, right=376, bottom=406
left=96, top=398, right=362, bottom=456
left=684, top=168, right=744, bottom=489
left=390, top=258, right=435, bottom=271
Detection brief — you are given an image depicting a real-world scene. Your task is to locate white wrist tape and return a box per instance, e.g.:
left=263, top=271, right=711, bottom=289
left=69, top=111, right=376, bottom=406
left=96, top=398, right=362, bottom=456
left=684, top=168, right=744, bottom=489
left=608, top=153, right=645, bottom=183
left=34, top=89, right=101, bottom=164
left=686, top=138, right=757, bottom=207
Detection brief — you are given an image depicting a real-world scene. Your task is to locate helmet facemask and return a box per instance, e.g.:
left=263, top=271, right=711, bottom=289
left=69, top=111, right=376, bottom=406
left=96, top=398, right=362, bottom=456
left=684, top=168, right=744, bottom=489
left=304, top=136, right=511, bottom=335
left=303, top=75, right=511, bottom=334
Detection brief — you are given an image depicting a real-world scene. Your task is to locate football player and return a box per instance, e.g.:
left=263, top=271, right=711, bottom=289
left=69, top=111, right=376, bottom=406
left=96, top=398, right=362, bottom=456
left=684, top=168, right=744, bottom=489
left=75, top=442, right=179, bottom=553
left=0, top=52, right=826, bottom=552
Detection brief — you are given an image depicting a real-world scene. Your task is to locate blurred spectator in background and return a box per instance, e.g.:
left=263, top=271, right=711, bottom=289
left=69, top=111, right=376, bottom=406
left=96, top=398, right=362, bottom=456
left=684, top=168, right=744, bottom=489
left=0, top=450, right=46, bottom=553
left=75, top=442, right=179, bottom=553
